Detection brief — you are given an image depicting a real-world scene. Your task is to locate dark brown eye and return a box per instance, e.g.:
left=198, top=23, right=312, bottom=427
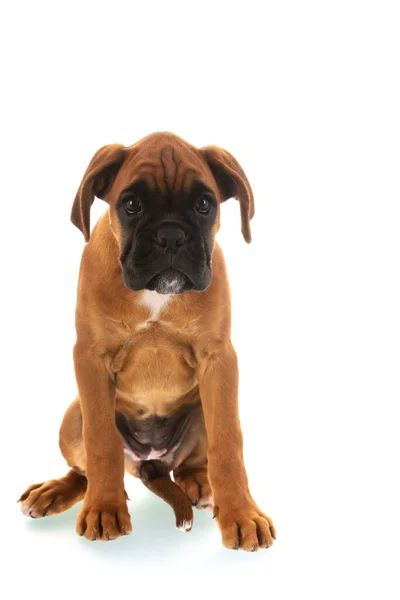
left=196, top=195, right=212, bottom=215
left=124, top=195, right=142, bottom=215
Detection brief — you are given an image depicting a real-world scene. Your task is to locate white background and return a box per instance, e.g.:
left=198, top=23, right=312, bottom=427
left=1, top=1, right=399, bottom=598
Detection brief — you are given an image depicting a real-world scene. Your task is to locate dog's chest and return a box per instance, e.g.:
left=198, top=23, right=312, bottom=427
left=112, top=291, right=198, bottom=411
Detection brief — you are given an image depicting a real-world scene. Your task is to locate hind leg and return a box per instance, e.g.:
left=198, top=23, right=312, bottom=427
left=19, top=397, right=87, bottom=518
left=20, top=398, right=132, bottom=540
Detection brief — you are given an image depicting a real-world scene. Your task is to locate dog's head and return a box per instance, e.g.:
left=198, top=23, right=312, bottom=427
left=71, top=132, right=254, bottom=294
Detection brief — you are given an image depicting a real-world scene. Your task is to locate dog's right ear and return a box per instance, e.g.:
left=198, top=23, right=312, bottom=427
left=71, top=144, right=126, bottom=242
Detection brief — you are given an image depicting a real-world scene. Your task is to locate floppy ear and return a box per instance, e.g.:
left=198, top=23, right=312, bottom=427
left=200, top=145, right=255, bottom=243
left=71, top=144, right=126, bottom=241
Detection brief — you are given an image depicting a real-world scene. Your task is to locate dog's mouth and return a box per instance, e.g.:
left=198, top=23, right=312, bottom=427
left=145, top=268, right=194, bottom=295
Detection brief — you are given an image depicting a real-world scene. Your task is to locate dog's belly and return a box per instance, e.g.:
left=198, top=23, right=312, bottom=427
left=116, top=403, right=202, bottom=477
left=116, top=403, right=200, bottom=461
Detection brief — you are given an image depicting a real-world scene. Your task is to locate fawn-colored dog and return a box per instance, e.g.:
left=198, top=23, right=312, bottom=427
left=19, top=132, right=275, bottom=551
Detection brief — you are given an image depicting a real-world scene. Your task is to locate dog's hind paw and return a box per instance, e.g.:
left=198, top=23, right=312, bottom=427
left=19, top=471, right=87, bottom=518
left=174, top=467, right=213, bottom=511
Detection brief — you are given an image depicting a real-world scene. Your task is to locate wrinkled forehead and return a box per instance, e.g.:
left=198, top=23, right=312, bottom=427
left=112, top=140, right=216, bottom=200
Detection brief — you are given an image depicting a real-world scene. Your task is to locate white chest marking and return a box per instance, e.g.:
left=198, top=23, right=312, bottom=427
left=139, top=290, right=171, bottom=323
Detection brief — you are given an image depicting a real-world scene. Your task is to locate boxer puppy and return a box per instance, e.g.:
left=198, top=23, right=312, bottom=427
left=19, top=132, right=276, bottom=551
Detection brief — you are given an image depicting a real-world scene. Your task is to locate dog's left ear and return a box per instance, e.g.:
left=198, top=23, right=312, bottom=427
left=71, top=143, right=126, bottom=242
left=200, top=145, right=255, bottom=243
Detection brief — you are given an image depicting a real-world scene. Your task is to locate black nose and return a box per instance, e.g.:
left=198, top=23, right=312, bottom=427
left=154, top=226, right=187, bottom=253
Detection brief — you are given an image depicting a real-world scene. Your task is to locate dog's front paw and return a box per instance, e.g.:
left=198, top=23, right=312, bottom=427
left=76, top=499, right=132, bottom=541
left=214, top=500, right=276, bottom=551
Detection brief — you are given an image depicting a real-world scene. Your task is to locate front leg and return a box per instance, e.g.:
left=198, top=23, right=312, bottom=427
left=197, top=341, right=276, bottom=551
left=73, top=343, right=131, bottom=541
